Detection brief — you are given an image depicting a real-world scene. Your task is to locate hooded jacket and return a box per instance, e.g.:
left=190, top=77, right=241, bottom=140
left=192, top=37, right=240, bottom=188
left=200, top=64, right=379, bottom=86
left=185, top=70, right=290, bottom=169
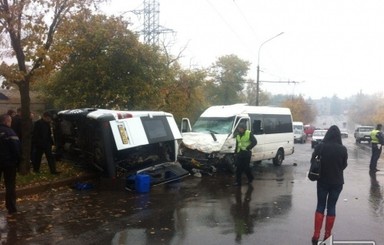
left=311, top=125, right=348, bottom=185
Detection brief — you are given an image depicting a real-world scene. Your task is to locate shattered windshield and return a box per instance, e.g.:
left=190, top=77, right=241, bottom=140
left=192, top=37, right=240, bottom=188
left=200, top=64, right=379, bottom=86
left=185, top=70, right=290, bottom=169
left=192, top=117, right=235, bottom=134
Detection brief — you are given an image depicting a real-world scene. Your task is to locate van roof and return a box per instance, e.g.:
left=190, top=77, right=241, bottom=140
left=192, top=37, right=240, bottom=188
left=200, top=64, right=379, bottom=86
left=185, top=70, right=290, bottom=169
left=200, top=104, right=291, bottom=118
left=59, top=108, right=171, bottom=120
left=293, top=121, right=304, bottom=125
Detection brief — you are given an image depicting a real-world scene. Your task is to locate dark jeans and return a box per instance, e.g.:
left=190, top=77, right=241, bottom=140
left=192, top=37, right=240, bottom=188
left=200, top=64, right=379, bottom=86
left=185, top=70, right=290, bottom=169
left=316, top=181, right=343, bottom=216
left=32, top=145, right=56, bottom=173
left=370, top=143, right=382, bottom=171
left=235, top=150, right=253, bottom=184
left=0, top=165, right=17, bottom=213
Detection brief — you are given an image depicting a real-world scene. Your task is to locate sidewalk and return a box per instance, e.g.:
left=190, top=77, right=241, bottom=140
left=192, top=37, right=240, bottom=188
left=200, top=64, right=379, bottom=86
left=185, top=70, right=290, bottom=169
left=0, top=172, right=99, bottom=199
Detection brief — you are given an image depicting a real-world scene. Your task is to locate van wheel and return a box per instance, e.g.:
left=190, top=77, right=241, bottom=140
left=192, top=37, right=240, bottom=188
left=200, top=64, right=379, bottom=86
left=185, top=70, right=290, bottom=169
left=273, top=150, right=284, bottom=166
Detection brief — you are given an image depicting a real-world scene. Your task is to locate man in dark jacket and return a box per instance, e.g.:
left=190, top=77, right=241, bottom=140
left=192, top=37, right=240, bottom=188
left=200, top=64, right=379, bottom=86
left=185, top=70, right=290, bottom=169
left=11, top=107, right=22, bottom=141
left=31, top=112, right=59, bottom=174
left=0, top=114, right=21, bottom=214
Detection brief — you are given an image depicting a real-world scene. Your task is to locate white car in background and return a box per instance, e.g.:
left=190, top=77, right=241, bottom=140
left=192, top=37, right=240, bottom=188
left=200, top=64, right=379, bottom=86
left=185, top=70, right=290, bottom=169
left=311, top=129, right=327, bottom=148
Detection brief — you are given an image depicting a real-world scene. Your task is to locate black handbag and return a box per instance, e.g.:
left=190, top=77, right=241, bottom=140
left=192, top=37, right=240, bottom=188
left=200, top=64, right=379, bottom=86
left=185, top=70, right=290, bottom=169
left=308, top=145, right=323, bottom=181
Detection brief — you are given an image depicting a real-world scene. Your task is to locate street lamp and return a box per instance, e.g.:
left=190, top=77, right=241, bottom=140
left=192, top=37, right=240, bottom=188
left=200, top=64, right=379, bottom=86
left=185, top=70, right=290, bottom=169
left=256, top=32, right=284, bottom=106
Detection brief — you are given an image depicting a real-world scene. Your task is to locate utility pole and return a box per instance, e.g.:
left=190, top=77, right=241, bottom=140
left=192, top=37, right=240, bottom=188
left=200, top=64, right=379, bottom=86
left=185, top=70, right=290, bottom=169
left=256, top=32, right=284, bottom=106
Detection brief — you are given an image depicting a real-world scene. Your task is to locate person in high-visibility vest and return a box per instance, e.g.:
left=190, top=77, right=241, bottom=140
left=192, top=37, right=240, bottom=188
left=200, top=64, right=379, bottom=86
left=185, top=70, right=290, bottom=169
left=370, top=124, right=384, bottom=172
left=233, top=123, right=257, bottom=186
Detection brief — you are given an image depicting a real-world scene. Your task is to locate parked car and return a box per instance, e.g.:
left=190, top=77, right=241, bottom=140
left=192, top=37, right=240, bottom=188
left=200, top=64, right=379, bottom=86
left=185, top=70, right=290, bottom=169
left=354, top=126, right=374, bottom=143
left=340, top=130, right=349, bottom=138
left=293, top=121, right=307, bottom=143
left=311, top=129, right=327, bottom=148
left=304, top=124, right=316, bottom=137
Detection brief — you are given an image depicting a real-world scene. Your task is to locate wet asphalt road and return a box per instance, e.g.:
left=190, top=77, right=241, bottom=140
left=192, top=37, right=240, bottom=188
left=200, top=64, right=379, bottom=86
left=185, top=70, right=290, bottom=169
left=1, top=136, right=383, bottom=245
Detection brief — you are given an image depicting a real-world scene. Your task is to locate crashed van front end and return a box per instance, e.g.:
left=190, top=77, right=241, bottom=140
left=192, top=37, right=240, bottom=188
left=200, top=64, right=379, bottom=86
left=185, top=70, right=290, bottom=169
left=178, top=132, right=236, bottom=174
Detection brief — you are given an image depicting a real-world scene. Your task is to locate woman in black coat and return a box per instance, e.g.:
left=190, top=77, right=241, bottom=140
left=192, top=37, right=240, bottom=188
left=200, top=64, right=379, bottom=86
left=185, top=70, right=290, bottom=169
left=311, top=125, right=348, bottom=243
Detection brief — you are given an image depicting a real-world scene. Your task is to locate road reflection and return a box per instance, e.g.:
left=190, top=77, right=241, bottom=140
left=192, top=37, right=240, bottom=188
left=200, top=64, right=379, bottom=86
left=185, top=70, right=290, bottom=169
left=110, top=163, right=294, bottom=244
left=231, top=185, right=254, bottom=243
left=369, top=171, right=384, bottom=218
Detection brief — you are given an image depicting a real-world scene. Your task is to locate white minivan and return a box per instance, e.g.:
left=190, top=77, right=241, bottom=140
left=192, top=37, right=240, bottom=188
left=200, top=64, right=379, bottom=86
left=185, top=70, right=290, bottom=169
left=293, top=121, right=307, bottom=144
left=179, top=104, right=294, bottom=172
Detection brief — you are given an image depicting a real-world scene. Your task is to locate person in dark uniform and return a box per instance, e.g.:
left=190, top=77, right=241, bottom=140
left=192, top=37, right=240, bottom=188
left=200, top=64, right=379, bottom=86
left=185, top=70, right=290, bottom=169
left=369, top=124, right=384, bottom=172
left=233, top=123, right=257, bottom=186
left=0, top=114, right=21, bottom=215
left=31, top=111, right=59, bottom=175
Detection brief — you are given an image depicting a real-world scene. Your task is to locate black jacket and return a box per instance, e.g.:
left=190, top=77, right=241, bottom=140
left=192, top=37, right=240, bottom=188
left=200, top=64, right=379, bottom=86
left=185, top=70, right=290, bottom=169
left=32, top=119, right=54, bottom=148
left=11, top=114, right=22, bottom=140
left=311, top=125, right=348, bottom=185
left=0, top=123, right=21, bottom=167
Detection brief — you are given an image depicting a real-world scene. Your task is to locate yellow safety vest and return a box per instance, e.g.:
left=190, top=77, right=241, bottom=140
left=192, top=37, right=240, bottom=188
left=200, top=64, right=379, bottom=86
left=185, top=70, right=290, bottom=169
left=371, top=129, right=380, bottom=143
left=236, top=130, right=251, bottom=152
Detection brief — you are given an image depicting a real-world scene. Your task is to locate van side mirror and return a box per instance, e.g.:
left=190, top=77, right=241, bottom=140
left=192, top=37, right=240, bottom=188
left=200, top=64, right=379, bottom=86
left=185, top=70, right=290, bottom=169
left=180, top=118, right=192, bottom=133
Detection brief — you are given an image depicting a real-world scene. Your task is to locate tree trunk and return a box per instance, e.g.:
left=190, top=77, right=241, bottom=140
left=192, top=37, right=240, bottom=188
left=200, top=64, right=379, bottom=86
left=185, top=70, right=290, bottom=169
left=18, top=79, right=32, bottom=175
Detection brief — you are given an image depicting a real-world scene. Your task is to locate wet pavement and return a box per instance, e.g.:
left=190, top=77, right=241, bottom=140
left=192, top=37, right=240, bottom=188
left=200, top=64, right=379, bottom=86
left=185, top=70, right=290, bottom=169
left=1, top=136, right=383, bottom=245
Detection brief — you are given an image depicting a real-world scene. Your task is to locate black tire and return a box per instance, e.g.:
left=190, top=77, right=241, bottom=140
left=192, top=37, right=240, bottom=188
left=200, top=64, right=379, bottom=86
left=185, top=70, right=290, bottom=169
left=273, top=149, right=284, bottom=166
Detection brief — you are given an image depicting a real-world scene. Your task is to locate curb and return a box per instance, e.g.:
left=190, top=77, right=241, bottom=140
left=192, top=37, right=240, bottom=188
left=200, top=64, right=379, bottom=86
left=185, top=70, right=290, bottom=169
left=0, top=173, right=99, bottom=199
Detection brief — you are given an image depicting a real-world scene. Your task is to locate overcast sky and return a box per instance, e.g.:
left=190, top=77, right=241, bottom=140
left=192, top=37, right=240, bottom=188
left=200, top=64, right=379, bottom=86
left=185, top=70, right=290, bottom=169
left=101, top=0, right=384, bottom=99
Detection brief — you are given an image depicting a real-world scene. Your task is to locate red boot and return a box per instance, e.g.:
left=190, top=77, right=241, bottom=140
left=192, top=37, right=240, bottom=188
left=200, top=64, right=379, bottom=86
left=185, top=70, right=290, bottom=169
left=311, top=212, right=324, bottom=243
left=323, top=215, right=336, bottom=240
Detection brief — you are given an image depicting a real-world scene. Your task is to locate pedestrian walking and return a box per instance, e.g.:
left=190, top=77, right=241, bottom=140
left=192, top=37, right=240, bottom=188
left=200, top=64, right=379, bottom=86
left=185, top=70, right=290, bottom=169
left=233, top=122, right=257, bottom=186
left=369, top=123, right=384, bottom=172
left=311, top=125, right=348, bottom=244
left=31, top=111, right=60, bottom=175
left=0, top=114, right=21, bottom=215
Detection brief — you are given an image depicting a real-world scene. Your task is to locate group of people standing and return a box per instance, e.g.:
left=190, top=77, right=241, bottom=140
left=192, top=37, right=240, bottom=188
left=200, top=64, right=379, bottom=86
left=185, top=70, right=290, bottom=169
left=0, top=109, right=59, bottom=215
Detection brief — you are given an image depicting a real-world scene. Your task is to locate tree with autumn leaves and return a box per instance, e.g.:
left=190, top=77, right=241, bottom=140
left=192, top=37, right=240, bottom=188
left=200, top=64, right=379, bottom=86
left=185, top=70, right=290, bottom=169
left=0, top=0, right=105, bottom=174
left=40, top=12, right=209, bottom=123
left=281, top=95, right=316, bottom=124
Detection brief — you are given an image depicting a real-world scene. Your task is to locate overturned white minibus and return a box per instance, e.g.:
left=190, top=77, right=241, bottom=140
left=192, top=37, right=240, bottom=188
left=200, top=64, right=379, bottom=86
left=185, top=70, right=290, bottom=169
left=52, top=108, right=189, bottom=186
left=179, top=104, right=294, bottom=173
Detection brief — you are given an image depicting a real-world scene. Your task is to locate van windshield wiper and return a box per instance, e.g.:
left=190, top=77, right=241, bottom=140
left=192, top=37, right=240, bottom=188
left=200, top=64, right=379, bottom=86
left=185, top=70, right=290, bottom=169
left=209, top=130, right=217, bottom=141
